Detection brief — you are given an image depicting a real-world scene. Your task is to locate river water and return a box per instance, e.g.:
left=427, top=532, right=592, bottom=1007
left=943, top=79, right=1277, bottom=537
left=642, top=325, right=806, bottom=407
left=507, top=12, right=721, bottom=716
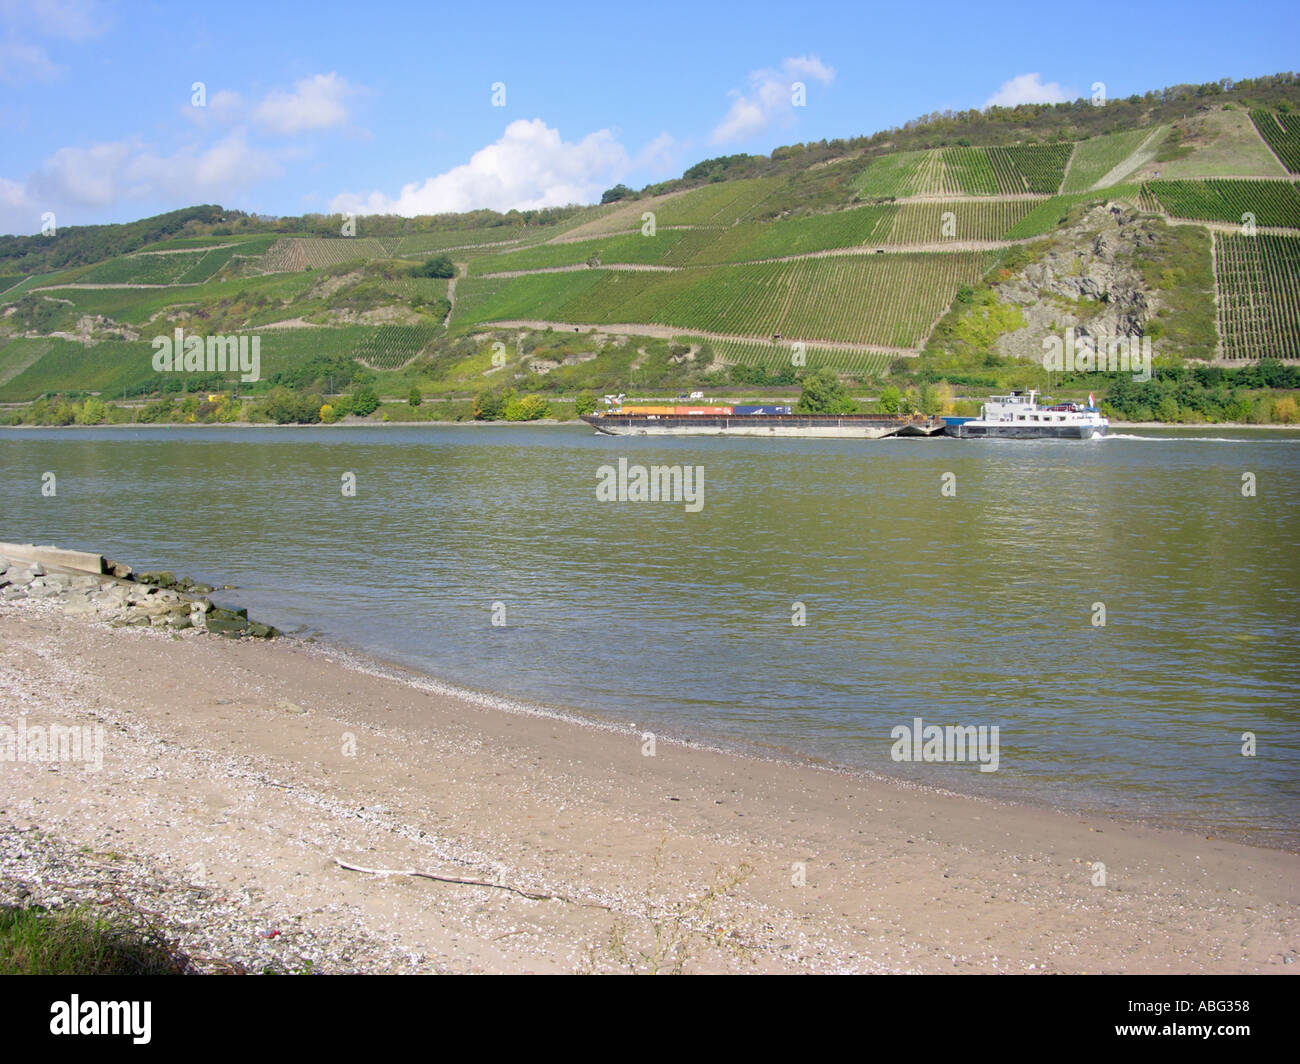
left=2, top=424, right=1297, bottom=847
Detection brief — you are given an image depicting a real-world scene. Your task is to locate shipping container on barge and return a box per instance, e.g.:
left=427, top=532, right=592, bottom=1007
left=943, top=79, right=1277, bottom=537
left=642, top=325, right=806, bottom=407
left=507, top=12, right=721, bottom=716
left=582, top=401, right=945, bottom=439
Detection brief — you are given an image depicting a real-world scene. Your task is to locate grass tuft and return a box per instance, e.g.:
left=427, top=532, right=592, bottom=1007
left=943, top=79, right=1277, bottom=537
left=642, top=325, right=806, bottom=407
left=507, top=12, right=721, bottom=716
left=0, top=905, right=197, bottom=975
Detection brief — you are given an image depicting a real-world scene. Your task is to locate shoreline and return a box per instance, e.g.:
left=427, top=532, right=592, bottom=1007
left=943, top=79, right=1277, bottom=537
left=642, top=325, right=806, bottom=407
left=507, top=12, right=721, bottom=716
left=2, top=591, right=1297, bottom=972
left=2, top=418, right=1299, bottom=431
left=298, top=630, right=1299, bottom=855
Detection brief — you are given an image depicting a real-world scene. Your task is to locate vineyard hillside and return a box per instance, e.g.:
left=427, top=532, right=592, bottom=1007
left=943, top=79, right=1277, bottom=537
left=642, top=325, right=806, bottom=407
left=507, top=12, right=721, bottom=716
left=5, top=74, right=1300, bottom=412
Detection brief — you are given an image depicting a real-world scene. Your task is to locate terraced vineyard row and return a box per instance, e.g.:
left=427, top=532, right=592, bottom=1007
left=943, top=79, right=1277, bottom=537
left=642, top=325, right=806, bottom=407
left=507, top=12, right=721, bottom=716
left=1145, top=179, right=1300, bottom=228
left=261, top=237, right=390, bottom=271
left=650, top=253, right=998, bottom=347
left=1213, top=233, right=1300, bottom=360
left=0, top=326, right=383, bottom=398
left=388, top=277, right=452, bottom=301
left=390, top=229, right=533, bottom=255
left=351, top=324, right=442, bottom=368
left=882, top=200, right=1035, bottom=243
left=856, top=145, right=1070, bottom=198
left=940, top=147, right=999, bottom=196
left=709, top=338, right=894, bottom=377
left=557, top=269, right=704, bottom=324
left=853, top=150, right=931, bottom=198
left=457, top=251, right=996, bottom=348
left=653, top=177, right=784, bottom=227
left=668, top=205, right=895, bottom=264
left=716, top=205, right=895, bottom=260
left=987, top=144, right=1074, bottom=194
left=136, top=236, right=240, bottom=251
left=78, top=250, right=209, bottom=285
left=451, top=270, right=609, bottom=326
left=1249, top=110, right=1300, bottom=173
left=1003, top=185, right=1142, bottom=239
left=472, top=232, right=683, bottom=275
left=1061, top=128, right=1155, bottom=192
left=472, top=205, right=897, bottom=275
left=173, top=244, right=244, bottom=283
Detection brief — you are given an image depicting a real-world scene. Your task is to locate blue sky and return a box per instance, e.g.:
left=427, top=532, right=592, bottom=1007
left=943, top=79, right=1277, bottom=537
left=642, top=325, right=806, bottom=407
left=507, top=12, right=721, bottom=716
left=1, top=0, right=1296, bottom=234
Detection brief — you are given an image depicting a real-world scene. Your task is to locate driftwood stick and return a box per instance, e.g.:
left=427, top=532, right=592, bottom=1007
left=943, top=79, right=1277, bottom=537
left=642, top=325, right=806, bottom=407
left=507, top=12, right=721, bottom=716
left=333, top=858, right=560, bottom=903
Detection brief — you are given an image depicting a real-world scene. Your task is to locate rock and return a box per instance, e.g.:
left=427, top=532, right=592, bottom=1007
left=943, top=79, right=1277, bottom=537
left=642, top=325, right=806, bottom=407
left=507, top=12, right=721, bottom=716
left=204, top=610, right=249, bottom=637
left=992, top=204, right=1170, bottom=364
left=142, top=571, right=177, bottom=589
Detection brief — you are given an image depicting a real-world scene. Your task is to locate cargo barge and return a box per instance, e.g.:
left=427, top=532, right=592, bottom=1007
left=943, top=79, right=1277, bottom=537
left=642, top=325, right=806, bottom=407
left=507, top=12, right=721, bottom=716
left=582, top=403, right=944, bottom=439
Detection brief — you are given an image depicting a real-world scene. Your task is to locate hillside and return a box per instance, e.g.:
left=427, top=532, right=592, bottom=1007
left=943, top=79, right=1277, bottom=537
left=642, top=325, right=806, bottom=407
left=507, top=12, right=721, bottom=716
left=2, top=71, right=1300, bottom=425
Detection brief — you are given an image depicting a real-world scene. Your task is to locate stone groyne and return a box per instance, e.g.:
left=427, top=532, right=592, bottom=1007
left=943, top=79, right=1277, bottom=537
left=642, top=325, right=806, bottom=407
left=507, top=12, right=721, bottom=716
left=0, top=543, right=277, bottom=638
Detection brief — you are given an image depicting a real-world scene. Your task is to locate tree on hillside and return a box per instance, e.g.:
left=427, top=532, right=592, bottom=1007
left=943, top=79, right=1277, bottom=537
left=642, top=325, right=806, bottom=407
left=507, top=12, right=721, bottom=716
left=600, top=184, right=635, bottom=204
left=795, top=369, right=857, bottom=415
left=351, top=384, right=380, bottom=417
left=415, top=255, right=455, bottom=278
left=473, top=389, right=505, bottom=421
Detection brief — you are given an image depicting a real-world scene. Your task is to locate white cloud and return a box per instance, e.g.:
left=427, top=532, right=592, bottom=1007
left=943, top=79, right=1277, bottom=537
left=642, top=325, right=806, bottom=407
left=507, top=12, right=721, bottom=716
left=0, top=0, right=105, bottom=83
left=0, top=175, right=32, bottom=208
left=209, top=89, right=242, bottom=115
left=32, top=140, right=134, bottom=206
left=254, top=72, right=355, bottom=135
left=1, top=0, right=103, bottom=40
left=633, top=131, right=678, bottom=173
left=128, top=130, right=282, bottom=197
left=332, top=118, right=630, bottom=216
left=0, top=39, right=60, bottom=83
left=984, top=73, right=1074, bottom=109
left=0, top=131, right=282, bottom=233
left=1, top=68, right=360, bottom=233
left=183, top=74, right=360, bottom=134
left=710, top=55, right=835, bottom=145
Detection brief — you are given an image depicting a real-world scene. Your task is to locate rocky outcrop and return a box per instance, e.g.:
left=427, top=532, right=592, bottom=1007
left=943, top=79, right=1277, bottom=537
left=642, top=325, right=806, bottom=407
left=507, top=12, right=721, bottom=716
left=993, top=203, right=1163, bottom=362
left=0, top=544, right=276, bottom=638
left=58, top=314, right=141, bottom=344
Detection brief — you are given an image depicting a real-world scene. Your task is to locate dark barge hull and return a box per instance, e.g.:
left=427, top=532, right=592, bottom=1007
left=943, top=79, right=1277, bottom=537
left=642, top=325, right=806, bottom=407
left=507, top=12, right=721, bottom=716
left=581, top=414, right=945, bottom=438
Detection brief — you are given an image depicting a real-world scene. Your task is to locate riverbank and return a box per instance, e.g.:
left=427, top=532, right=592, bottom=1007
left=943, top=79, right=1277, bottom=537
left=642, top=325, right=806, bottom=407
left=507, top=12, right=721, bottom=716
left=2, top=592, right=1296, bottom=973
left=1, top=418, right=1299, bottom=430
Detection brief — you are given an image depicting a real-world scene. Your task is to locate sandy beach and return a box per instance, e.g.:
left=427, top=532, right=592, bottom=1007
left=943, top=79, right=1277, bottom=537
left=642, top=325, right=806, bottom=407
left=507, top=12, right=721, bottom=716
left=1, top=596, right=1296, bottom=974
